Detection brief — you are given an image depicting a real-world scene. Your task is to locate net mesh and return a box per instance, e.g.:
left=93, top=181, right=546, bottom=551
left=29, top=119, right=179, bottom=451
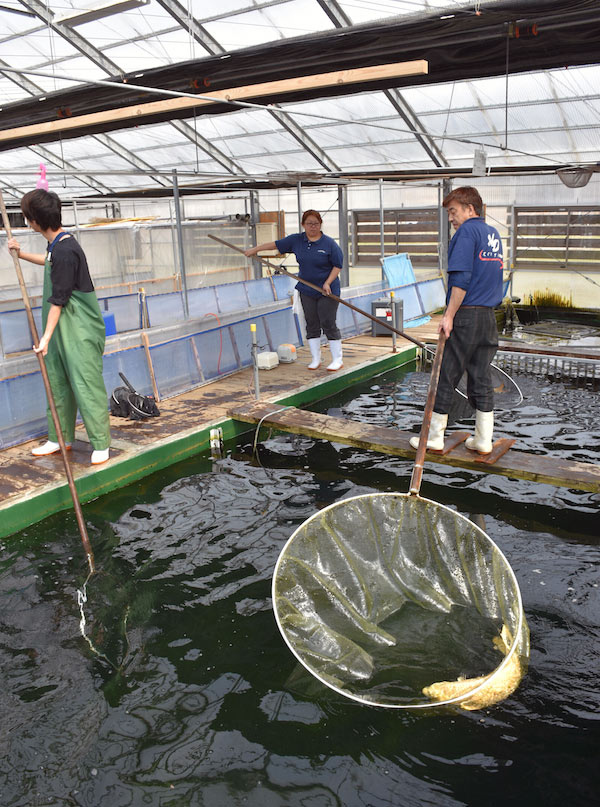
left=273, top=493, right=529, bottom=710
left=449, top=364, right=523, bottom=422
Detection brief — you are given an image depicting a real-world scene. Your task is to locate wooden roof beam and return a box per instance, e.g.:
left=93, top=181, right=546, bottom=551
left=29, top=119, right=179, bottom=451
left=0, top=60, right=428, bottom=148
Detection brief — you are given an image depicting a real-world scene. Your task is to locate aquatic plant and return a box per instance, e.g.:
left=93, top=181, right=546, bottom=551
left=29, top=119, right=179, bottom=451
left=529, top=289, right=573, bottom=308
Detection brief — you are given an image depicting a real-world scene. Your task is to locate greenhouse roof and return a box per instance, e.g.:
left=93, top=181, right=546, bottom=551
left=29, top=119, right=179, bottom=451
left=0, top=0, right=599, bottom=200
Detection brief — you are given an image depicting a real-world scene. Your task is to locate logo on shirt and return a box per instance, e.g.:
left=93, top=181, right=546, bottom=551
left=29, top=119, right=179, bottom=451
left=479, top=250, right=503, bottom=266
left=478, top=231, right=502, bottom=263
left=487, top=233, right=500, bottom=253
left=318, top=249, right=327, bottom=253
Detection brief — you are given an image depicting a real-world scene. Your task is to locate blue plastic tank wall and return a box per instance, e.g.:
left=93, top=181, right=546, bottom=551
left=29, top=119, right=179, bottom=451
left=0, top=370, right=48, bottom=449
left=0, top=275, right=297, bottom=357
left=0, top=273, right=445, bottom=448
left=0, top=272, right=444, bottom=359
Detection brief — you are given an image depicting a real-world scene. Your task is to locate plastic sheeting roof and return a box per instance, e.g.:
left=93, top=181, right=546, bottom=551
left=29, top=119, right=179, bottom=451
left=0, top=0, right=599, bottom=200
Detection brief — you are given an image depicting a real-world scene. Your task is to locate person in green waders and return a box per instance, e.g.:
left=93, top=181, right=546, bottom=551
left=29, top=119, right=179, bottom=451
left=7, top=189, right=111, bottom=464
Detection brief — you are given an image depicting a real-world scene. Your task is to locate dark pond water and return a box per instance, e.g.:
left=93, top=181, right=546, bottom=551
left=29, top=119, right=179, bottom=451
left=1, top=362, right=598, bottom=806
left=508, top=320, right=600, bottom=349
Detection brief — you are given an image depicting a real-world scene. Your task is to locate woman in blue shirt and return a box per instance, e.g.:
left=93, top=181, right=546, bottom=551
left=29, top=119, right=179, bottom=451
left=245, top=210, right=344, bottom=371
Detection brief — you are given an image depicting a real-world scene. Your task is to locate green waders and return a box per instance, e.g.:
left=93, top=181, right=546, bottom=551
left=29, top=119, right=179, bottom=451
left=42, top=255, right=111, bottom=450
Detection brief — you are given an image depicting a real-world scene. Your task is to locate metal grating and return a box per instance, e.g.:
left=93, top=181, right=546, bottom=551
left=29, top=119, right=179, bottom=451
left=495, top=350, right=600, bottom=384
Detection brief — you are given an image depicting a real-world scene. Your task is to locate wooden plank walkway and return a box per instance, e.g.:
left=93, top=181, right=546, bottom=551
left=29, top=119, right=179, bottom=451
left=228, top=401, right=600, bottom=493
left=0, top=332, right=418, bottom=537
left=3, top=309, right=599, bottom=538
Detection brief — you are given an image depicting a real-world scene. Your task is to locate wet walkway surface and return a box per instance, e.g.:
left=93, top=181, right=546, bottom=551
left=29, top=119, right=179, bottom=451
left=5, top=315, right=598, bottom=538
left=0, top=329, right=425, bottom=537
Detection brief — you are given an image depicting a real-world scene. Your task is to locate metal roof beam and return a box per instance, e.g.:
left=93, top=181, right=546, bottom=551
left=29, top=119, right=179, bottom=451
left=4, top=1, right=599, bottom=134
left=92, top=134, right=172, bottom=187
left=154, top=0, right=225, bottom=55
left=28, top=144, right=115, bottom=194
left=268, top=107, right=341, bottom=172
left=303, top=0, right=443, bottom=170
left=468, top=84, right=505, bottom=153
left=169, top=119, right=245, bottom=174
left=18, top=0, right=123, bottom=76
left=383, top=88, right=448, bottom=168
left=0, top=57, right=44, bottom=96
left=0, top=182, right=26, bottom=203
left=546, top=73, right=580, bottom=162
left=315, top=0, right=352, bottom=28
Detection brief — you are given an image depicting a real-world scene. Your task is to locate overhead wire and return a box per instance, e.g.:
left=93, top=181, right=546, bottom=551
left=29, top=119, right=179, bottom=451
left=42, top=0, right=69, bottom=188
left=1, top=64, right=583, bottom=169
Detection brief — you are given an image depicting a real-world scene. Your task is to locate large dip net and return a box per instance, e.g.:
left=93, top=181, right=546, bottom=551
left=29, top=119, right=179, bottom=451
left=273, top=493, right=529, bottom=710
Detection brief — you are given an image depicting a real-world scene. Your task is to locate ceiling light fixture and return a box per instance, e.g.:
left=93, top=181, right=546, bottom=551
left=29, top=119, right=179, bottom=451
left=55, top=0, right=150, bottom=27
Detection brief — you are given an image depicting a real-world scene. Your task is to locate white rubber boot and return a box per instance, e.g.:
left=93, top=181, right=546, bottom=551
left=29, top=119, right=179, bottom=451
left=91, top=448, right=110, bottom=465
left=326, top=340, right=343, bottom=371
left=466, top=410, right=494, bottom=454
left=307, top=338, right=322, bottom=370
left=409, top=412, right=448, bottom=451
left=32, top=440, right=71, bottom=456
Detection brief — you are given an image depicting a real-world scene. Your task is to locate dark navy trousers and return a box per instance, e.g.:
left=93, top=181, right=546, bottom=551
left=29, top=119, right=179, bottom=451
left=434, top=306, right=498, bottom=414
left=300, top=293, right=341, bottom=340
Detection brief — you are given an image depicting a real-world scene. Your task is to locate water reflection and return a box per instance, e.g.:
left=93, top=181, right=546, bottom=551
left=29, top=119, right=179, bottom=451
left=0, top=366, right=598, bottom=806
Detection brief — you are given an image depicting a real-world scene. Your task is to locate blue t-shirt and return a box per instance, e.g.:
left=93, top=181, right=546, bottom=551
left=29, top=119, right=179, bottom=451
left=275, top=232, right=343, bottom=299
left=447, top=217, right=503, bottom=307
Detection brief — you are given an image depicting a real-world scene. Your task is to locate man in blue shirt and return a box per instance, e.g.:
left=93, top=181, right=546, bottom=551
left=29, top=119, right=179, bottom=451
left=410, top=186, right=504, bottom=454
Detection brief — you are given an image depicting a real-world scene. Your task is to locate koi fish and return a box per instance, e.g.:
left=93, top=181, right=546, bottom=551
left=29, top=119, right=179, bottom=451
left=422, top=624, right=523, bottom=710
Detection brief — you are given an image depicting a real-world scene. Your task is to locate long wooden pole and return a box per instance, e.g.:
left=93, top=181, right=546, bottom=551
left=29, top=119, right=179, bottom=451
left=409, top=331, right=446, bottom=496
left=0, top=192, right=95, bottom=574
left=209, top=233, right=519, bottom=420
left=207, top=233, right=430, bottom=352
left=141, top=331, right=160, bottom=402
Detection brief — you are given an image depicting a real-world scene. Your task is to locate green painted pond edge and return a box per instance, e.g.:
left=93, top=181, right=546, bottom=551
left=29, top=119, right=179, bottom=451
left=0, top=347, right=415, bottom=538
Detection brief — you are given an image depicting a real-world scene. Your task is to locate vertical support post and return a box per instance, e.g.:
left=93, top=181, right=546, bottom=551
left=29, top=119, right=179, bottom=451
left=172, top=169, right=189, bottom=318
left=439, top=179, right=451, bottom=287
left=296, top=182, right=303, bottom=232
left=251, top=323, right=260, bottom=400
left=337, top=184, right=349, bottom=289
left=141, top=332, right=160, bottom=402
left=509, top=203, right=517, bottom=298
left=168, top=198, right=178, bottom=289
left=139, top=286, right=149, bottom=329
left=249, top=190, right=262, bottom=281
left=72, top=200, right=80, bottom=236
left=379, top=178, right=385, bottom=282
left=350, top=210, right=358, bottom=270
left=390, top=290, right=397, bottom=354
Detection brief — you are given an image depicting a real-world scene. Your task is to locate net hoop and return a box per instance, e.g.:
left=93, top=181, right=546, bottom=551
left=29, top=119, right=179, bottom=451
left=273, top=492, right=526, bottom=710
left=455, top=362, right=524, bottom=410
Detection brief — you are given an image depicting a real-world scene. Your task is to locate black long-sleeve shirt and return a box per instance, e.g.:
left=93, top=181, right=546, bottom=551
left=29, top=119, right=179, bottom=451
left=47, top=234, right=95, bottom=307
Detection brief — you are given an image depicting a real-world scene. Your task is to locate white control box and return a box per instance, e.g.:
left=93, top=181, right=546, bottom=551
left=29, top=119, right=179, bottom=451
left=257, top=351, right=280, bottom=370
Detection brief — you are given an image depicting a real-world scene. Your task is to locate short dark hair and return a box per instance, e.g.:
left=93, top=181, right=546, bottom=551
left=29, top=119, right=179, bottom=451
left=301, top=209, right=323, bottom=226
left=442, top=186, right=483, bottom=217
left=21, top=189, right=62, bottom=231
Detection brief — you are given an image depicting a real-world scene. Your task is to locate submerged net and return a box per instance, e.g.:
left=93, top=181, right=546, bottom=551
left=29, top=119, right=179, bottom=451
left=412, top=351, right=524, bottom=424
left=448, top=364, right=524, bottom=422
left=273, top=493, right=529, bottom=710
